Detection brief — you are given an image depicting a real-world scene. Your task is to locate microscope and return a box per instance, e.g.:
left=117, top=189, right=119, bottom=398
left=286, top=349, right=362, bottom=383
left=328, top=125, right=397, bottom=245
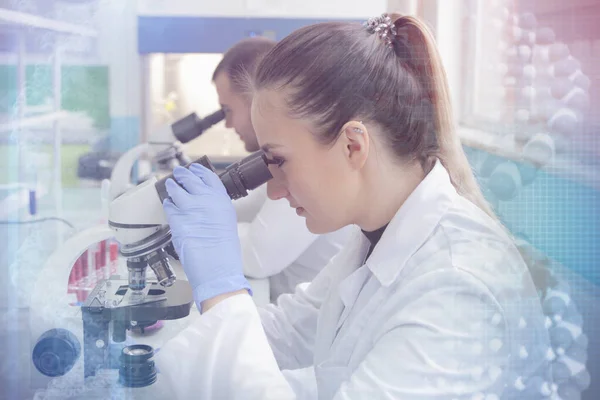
left=109, top=109, right=225, bottom=201
left=29, top=149, right=273, bottom=394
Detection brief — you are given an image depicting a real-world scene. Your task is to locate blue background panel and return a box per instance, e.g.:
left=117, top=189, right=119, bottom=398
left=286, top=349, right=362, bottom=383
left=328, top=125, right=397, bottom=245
left=464, top=147, right=600, bottom=285
left=138, top=16, right=362, bottom=54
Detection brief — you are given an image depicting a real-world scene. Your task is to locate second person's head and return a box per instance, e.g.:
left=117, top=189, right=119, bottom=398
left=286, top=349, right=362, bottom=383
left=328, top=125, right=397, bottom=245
left=213, top=37, right=276, bottom=152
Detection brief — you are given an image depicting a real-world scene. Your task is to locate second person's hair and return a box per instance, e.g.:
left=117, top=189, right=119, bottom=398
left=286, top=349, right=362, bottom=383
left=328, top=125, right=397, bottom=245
left=213, top=37, right=277, bottom=94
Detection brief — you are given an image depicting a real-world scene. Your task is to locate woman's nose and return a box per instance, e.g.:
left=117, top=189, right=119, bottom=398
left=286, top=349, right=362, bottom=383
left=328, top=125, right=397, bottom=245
left=266, top=170, right=289, bottom=201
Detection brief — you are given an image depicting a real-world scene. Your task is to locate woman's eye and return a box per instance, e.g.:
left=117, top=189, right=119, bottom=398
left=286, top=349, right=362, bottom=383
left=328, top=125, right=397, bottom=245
left=267, top=156, right=286, bottom=167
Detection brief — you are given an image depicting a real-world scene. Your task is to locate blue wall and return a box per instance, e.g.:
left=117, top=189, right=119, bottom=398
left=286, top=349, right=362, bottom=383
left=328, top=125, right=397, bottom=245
left=465, top=146, right=600, bottom=285
left=466, top=147, right=600, bottom=400
left=138, top=16, right=362, bottom=54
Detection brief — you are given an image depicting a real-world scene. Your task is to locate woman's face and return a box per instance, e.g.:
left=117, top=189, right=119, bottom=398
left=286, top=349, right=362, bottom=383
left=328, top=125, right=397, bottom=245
left=251, top=90, right=359, bottom=234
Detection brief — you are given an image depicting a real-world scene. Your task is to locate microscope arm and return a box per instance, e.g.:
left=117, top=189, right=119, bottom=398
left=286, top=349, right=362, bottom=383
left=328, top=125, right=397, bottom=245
left=108, top=143, right=151, bottom=201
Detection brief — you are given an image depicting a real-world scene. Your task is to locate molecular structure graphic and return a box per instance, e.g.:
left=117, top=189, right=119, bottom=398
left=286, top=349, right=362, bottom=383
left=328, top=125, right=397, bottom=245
left=515, top=239, right=591, bottom=399
left=467, top=5, right=592, bottom=399
left=475, top=10, right=591, bottom=204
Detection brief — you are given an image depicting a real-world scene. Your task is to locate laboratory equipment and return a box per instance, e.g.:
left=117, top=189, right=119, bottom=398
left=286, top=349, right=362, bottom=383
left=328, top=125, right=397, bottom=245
left=109, top=149, right=273, bottom=292
left=29, top=149, right=273, bottom=394
left=109, top=109, right=225, bottom=200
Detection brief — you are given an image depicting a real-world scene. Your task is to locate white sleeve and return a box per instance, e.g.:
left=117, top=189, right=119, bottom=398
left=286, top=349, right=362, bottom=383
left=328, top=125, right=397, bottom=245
left=233, top=186, right=268, bottom=223
left=239, top=196, right=318, bottom=279
left=155, top=294, right=298, bottom=400
left=154, top=260, right=337, bottom=400
left=258, top=263, right=333, bottom=370
left=155, top=294, right=295, bottom=399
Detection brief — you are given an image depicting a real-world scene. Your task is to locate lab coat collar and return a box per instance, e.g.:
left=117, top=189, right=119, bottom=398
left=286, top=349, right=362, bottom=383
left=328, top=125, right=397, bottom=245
left=365, top=160, right=458, bottom=286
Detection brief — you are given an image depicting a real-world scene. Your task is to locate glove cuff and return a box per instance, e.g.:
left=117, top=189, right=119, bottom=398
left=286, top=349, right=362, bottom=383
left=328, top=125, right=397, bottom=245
left=192, top=275, right=253, bottom=310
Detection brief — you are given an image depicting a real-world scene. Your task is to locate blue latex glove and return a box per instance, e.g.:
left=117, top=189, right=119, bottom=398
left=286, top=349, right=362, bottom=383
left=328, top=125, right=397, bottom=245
left=162, top=164, right=251, bottom=310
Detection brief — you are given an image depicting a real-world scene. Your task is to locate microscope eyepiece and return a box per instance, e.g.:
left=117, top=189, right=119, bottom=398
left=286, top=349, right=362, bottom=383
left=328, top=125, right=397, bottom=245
left=219, top=151, right=273, bottom=199
left=171, top=109, right=226, bottom=144
left=155, top=149, right=273, bottom=203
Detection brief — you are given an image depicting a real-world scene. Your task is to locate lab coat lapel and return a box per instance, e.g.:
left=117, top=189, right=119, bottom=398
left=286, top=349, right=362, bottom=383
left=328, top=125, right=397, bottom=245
left=365, top=160, right=457, bottom=286
left=313, top=231, right=369, bottom=365
left=325, top=160, right=458, bottom=348
left=312, top=161, right=459, bottom=397
left=334, top=265, right=371, bottom=333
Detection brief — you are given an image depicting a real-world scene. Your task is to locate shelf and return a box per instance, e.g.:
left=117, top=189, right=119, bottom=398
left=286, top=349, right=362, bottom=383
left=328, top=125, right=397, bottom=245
left=459, top=126, right=600, bottom=190
left=0, top=111, right=69, bottom=132
left=0, top=8, right=97, bottom=37
left=0, top=182, right=47, bottom=219
left=459, top=126, right=524, bottom=162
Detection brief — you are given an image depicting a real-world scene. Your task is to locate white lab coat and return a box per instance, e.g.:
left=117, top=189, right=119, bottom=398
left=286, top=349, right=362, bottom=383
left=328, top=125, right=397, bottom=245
left=233, top=185, right=269, bottom=223
left=235, top=185, right=354, bottom=301
left=156, top=161, right=551, bottom=399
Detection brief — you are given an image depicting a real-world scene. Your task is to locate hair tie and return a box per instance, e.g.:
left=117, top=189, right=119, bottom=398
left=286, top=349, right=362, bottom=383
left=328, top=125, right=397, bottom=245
left=364, top=13, right=397, bottom=48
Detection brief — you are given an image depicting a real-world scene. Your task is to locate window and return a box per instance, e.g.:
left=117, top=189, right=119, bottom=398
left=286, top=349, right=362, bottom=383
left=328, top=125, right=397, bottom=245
left=460, top=0, right=525, bottom=133
left=459, top=0, right=600, bottom=169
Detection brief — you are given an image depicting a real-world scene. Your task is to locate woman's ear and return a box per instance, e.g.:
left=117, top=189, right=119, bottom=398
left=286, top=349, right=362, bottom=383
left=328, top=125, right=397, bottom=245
left=339, top=120, right=369, bottom=170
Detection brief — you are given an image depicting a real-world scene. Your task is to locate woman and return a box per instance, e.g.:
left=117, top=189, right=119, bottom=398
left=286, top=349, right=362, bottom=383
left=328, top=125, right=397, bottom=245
left=213, top=37, right=353, bottom=302
left=156, top=13, right=552, bottom=399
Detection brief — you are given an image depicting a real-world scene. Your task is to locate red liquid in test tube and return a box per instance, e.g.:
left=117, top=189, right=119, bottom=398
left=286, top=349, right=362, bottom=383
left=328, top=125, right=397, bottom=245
left=69, top=258, right=81, bottom=286
left=68, top=258, right=82, bottom=298
left=109, top=242, right=119, bottom=275
left=81, top=250, right=89, bottom=280
left=99, top=240, right=107, bottom=273
left=74, top=256, right=85, bottom=303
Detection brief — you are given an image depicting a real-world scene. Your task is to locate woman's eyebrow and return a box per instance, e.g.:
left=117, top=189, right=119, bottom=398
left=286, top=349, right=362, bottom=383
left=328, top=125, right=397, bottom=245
left=261, top=143, right=282, bottom=153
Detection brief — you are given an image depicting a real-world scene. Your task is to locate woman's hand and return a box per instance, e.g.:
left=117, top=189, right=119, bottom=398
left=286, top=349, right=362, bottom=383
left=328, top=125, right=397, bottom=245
left=162, top=164, right=251, bottom=311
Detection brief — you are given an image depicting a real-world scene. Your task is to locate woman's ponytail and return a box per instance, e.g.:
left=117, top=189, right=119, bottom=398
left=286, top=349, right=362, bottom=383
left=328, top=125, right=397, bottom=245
left=391, top=14, right=497, bottom=220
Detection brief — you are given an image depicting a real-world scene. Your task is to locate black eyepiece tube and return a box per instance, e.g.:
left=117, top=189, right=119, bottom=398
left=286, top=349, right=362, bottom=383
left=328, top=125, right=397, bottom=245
left=155, top=149, right=273, bottom=202
left=219, top=151, right=273, bottom=199
left=201, top=109, right=226, bottom=128
left=171, top=109, right=226, bottom=144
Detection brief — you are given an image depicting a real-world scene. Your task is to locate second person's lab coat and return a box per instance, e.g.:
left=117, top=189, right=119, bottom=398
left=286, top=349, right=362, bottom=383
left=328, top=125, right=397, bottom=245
left=233, top=184, right=269, bottom=223
left=156, top=161, right=551, bottom=399
left=235, top=185, right=354, bottom=301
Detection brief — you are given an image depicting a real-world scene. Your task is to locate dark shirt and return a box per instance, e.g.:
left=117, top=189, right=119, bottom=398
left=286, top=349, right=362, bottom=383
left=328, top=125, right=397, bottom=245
left=362, top=224, right=388, bottom=260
